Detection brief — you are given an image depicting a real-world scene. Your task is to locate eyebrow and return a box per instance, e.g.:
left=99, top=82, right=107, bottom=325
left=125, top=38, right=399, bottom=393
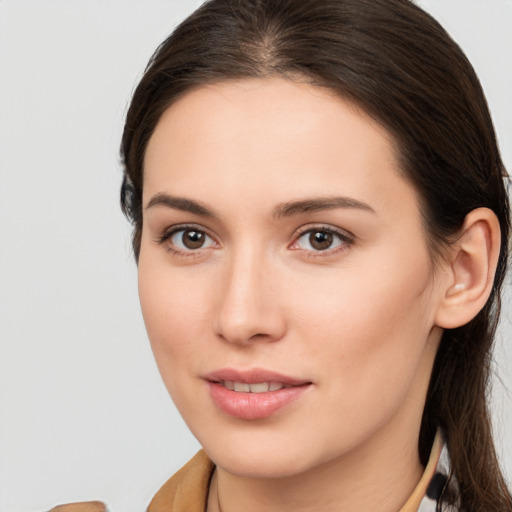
left=145, top=193, right=375, bottom=218
left=145, top=193, right=215, bottom=217
left=273, top=197, right=375, bottom=219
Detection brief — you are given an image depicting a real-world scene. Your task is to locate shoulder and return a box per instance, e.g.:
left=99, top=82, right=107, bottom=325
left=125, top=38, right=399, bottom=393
left=46, top=451, right=213, bottom=512
left=48, top=502, right=107, bottom=512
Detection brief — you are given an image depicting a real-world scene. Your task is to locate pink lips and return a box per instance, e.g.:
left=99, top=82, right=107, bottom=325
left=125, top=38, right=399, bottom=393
left=204, top=368, right=312, bottom=420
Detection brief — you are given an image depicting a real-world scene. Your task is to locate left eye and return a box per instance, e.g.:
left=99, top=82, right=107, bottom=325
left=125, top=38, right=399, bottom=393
left=169, top=228, right=216, bottom=251
left=294, top=229, right=349, bottom=251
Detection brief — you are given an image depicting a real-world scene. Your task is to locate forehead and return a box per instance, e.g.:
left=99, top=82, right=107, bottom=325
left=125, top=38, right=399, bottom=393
left=143, top=78, right=419, bottom=224
left=146, top=78, right=396, bottom=159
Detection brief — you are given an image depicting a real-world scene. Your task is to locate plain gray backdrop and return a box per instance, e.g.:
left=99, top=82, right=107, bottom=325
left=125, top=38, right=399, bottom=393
left=0, top=1, right=511, bottom=511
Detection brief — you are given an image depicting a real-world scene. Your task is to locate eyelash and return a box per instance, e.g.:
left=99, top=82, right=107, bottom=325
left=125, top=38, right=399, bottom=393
left=156, top=224, right=354, bottom=258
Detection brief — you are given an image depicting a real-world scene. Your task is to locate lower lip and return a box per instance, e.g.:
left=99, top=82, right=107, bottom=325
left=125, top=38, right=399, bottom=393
left=208, top=382, right=311, bottom=420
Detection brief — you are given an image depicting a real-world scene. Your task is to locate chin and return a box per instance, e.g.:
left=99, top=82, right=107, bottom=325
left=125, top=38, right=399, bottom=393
left=211, top=449, right=312, bottom=479
left=196, top=429, right=328, bottom=479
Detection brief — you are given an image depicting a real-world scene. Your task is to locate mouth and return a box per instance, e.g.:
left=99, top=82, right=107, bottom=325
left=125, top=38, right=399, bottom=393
left=204, top=368, right=312, bottom=420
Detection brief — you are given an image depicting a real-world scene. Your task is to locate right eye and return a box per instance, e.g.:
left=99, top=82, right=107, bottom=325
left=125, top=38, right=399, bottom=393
left=159, top=226, right=217, bottom=254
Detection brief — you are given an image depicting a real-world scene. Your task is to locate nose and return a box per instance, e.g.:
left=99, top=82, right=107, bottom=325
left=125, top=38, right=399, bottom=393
left=213, top=249, right=287, bottom=345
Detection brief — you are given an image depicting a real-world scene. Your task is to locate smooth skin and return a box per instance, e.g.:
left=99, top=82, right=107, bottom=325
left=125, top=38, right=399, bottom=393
left=138, top=78, right=500, bottom=512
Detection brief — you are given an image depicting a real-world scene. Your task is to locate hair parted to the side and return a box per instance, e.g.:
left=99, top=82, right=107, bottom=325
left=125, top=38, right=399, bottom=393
left=120, top=0, right=511, bottom=510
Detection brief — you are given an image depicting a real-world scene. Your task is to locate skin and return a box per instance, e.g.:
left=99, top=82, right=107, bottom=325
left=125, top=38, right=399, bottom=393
left=138, top=78, right=453, bottom=512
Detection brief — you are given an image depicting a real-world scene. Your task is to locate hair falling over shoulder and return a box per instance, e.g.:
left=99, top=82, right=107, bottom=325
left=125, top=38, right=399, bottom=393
left=120, top=1, right=512, bottom=510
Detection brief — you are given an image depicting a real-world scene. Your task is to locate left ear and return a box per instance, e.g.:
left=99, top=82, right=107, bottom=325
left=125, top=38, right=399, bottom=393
left=435, top=207, right=501, bottom=329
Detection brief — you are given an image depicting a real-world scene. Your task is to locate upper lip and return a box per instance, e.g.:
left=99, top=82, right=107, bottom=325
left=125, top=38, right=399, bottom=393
left=204, top=368, right=311, bottom=386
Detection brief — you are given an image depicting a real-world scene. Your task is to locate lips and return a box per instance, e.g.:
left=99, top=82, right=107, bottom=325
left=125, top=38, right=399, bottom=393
left=204, top=368, right=312, bottom=420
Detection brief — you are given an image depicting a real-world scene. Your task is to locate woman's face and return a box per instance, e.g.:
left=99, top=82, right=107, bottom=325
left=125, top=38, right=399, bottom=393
left=139, top=78, right=447, bottom=478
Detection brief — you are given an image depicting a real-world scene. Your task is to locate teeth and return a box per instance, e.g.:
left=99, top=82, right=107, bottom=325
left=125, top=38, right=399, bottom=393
left=221, top=381, right=286, bottom=392
left=249, top=382, right=269, bottom=393
left=234, top=382, right=250, bottom=392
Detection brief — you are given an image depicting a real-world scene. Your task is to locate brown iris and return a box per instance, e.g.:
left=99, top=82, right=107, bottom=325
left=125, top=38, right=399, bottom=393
left=182, top=229, right=206, bottom=249
left=309, top=230, right=333, bottom=250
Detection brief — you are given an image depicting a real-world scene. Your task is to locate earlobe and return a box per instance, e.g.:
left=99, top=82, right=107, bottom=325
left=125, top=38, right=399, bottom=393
left=435, top=208, right=501, bottom=329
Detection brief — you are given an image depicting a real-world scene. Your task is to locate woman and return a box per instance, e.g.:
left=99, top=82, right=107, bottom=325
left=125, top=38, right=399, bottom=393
left=53, top=0, right=511, bottom=511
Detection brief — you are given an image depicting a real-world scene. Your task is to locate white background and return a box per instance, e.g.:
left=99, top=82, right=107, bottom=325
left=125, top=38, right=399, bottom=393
left=0, top=1, right=511, bottom=511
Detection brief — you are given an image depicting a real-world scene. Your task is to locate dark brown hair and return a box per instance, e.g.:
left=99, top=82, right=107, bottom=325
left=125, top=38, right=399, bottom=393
left=120, top=0, right=511, bottom=510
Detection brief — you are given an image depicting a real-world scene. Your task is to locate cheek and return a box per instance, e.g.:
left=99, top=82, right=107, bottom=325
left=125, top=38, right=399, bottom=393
left=286, top=245, right=436, bottom=397
left=137, top=253, right=210, bottom=378
left=138, top=266, right=217, bottom=430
